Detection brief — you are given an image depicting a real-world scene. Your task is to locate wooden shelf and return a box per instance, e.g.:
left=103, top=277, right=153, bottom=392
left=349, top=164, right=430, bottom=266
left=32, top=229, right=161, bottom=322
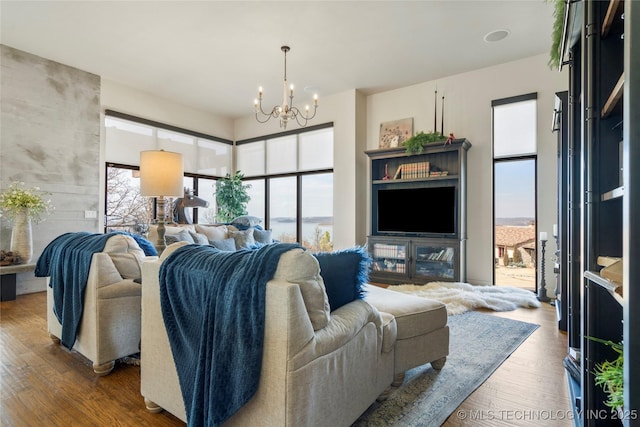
left=601, top=0, right=622, bottom=37
left=601, top=186, right=624, bottom=201
left=372, top=174, right=458, bottom=185
left=584, top=270, right=624, bottom=305
left=601, top=73, right=624, bottom=118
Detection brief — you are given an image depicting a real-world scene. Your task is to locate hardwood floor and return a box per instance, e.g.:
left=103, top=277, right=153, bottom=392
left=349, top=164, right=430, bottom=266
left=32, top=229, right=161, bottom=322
left=1, top=292, right=572, bottom=426
left=442, top=304, right=574, bottom=427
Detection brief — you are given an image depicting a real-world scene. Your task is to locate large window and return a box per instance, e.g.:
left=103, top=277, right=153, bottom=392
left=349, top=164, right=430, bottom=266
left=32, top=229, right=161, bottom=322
left=492, top=94, right=537, bottom=291
left=236, top=123, right=334, bottom=250
left=104, top=112, right=232, bottom=233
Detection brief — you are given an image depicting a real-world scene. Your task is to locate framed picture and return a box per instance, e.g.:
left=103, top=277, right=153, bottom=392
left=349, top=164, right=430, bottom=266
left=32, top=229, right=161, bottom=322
left=379, top=118, right=413, bottom=149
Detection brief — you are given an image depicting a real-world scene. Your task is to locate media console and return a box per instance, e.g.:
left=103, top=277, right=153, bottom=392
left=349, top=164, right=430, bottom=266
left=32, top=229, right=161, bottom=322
left=365, top=139, right=471, bottom=284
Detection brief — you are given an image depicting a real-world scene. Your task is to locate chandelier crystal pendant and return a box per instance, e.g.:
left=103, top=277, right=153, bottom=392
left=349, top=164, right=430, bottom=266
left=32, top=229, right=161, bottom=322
left=254, top=46, right=318, bottom=129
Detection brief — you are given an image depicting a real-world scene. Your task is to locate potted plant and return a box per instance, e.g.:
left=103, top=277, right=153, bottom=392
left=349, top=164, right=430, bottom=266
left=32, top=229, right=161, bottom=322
left=402, top=131, right=445, bottom=154
left=214, top=171, right=251, bottom=223
left=588, top=336, right=624, bottom=412
left=0, top=181, right=53, bottom=263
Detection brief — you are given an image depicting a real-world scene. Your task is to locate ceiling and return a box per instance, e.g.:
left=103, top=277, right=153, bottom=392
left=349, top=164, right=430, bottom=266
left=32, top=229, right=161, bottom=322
left=0, top=1, right=556, bottom=120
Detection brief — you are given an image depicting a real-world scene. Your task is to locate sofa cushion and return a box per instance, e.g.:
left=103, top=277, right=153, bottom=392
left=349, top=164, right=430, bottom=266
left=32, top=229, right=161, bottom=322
left=148, top=224, right=196, bottom=246
left=195, top=224, right=229, bottom=242
left=103, top=234, right=146, bottom=280
left=314, top=246, right=370, bottom=311
left=231, top=215, right=262, bottom=228
left=210, top=238, right=237, bottom=252
left=165, top=229, right=195, bottom=245
left=124, top=233, right=158, bottom=256
left=229, top=228, right=256, bottom=249
left=99, top=279, right=142, bottom=299
left=253, top=228, right=273, bottom=244
left=189, top=232, right=209, bottom=245
left=272, top=248, right=330, bottom=330
left=363, top=284, right=447, bottom=338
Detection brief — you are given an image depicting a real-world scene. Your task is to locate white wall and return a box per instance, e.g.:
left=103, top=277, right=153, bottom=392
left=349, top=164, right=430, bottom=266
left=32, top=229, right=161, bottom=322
left=101, top=79, right=234, bottom=140
left=366, top=53, right=567, bottom=288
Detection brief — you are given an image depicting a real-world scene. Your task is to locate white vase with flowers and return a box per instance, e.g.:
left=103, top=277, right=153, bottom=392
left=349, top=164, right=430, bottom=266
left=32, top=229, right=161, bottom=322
left=0, top=182, right=53, bottom=263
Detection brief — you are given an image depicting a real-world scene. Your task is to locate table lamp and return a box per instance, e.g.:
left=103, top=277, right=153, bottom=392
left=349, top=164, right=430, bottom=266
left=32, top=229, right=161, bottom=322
left=140, top=150, right=184, bottom=253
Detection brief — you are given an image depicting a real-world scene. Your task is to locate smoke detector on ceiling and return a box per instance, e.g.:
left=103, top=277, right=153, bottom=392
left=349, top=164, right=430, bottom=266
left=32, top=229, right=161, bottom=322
left=484, top=29, right=511, bottom=43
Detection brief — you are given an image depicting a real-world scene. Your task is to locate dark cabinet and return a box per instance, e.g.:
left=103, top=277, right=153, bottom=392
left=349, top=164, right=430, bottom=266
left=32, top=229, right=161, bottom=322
left=368, top=236, right=460, bottom=284
left=365, top=140, right=470, bottom=285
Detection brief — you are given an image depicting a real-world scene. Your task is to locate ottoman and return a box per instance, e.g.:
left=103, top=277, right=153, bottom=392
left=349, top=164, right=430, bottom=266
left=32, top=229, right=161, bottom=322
left=364, top=284, right=449, bottom=386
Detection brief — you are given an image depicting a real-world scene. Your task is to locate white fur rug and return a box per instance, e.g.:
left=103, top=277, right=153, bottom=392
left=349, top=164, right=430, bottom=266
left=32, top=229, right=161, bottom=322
left=391, top=282, right=541, bottom=315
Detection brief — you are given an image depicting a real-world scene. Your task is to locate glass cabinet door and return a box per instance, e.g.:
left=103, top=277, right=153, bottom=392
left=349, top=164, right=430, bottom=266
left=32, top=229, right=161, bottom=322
left=413, top=243, right=457, bottom=280
left=370, top=241, right=407, bottom=275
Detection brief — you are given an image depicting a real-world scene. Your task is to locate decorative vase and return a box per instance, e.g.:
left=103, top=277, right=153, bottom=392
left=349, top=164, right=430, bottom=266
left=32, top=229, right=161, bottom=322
left=10, top=209, right=33, bottom=264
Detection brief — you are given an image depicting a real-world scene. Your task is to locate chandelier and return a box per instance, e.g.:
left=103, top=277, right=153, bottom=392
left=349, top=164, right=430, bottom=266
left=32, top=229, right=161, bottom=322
left=254, top=46, right=318, bottom=129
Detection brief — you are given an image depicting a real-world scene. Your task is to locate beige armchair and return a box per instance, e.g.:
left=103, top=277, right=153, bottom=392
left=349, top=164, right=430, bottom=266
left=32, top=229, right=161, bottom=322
left=47, top=234, right=154, bottom=375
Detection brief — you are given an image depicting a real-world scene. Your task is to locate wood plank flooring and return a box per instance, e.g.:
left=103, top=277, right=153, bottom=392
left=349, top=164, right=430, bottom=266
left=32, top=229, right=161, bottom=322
left=1, top=292, right=572, bottom=426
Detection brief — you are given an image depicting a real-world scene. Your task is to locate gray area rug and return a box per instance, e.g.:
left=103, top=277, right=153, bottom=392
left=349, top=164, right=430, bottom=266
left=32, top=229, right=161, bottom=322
left=353, top=311, right=539, bottom=426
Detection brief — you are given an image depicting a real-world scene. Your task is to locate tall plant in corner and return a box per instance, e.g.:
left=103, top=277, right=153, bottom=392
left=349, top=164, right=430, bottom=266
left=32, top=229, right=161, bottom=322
left=214, top=171, right=251, bottom=223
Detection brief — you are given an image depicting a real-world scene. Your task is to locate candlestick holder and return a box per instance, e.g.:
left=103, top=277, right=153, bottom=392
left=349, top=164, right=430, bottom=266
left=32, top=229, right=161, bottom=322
left=551, top=233, right=560, bottom=306
left=538, top=238, right=550, bottom=302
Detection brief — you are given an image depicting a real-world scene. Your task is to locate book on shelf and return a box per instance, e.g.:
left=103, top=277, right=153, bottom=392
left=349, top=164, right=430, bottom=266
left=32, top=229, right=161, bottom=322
left=374, top=243, right=404, bottom=259
left=394, top=161, right=430, bottom=179
left=393, top=165, right=403, bottom=180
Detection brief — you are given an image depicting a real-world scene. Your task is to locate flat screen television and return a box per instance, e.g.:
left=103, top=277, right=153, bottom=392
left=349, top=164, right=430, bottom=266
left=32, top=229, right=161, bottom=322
left=376, top=186, right=456, bottom=235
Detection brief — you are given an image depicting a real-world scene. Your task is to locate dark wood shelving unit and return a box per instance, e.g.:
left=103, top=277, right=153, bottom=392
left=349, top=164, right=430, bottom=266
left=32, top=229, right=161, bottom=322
left=558, top=0, right=638, bottom=425
left=602, top=73, right=624, bottom=118
left=365, top=139, right=470, bottom=285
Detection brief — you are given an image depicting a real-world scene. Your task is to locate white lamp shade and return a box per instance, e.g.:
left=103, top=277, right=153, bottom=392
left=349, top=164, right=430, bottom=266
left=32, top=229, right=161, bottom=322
left=139, top=150, right=184, bottom=197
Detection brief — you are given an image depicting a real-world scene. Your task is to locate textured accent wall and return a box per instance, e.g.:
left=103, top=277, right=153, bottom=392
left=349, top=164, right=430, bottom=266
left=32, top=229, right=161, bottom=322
left=1, top=45, right=101, bottom=294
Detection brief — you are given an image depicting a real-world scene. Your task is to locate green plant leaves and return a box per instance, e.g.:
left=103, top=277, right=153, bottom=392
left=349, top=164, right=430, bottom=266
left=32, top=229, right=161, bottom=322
left=214, top=171, right=251, bottom=223
left=401, top=131, right=445, bottom=154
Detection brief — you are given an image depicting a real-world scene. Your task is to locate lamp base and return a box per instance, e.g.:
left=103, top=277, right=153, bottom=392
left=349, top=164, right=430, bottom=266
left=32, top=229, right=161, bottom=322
left=155, top=198, right=168, bottom=255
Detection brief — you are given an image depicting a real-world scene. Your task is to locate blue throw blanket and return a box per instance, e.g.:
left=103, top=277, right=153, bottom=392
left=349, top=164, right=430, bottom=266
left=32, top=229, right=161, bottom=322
left=159, top=242, right=301, bottom=427
left=35, top=232, right=118, bottom=349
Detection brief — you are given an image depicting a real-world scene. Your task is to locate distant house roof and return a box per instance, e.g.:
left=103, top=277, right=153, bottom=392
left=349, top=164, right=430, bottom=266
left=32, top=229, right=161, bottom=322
left=495, top=226, right=536, bottom=247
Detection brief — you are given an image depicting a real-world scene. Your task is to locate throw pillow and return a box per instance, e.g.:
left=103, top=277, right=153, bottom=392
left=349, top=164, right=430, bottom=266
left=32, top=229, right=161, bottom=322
left=229, top=228, right=256, bottom=249
left=164, top=229, right=195, bottom=245
left=313, top=246, right=370, bottom=311
left=124, top=232, right=158, bottom=256
left=253, top=228, right=273, bottom=244
left=195, top=224, right=228, bottom=242
left=189, top=232, right=209, bottom=245
left=231, top=215, right=262, bottom=227
left=209, top=238, right=237, bottom=252
left=103, top=234, right=146, bottom=280
left=272, top=248, right=330, bottom=331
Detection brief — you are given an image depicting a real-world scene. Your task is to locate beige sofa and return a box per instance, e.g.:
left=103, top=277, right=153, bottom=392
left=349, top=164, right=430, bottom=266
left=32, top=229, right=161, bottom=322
left=141, top=242, right=449, bottom=426
left=141, top=242, right=394, bottom=426
left=47, top=234, right=155, bottom=375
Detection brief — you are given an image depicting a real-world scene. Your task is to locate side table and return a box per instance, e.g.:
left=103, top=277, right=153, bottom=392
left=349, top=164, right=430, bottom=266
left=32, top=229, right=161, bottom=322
left=0, top=263, right=36, bottom=301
